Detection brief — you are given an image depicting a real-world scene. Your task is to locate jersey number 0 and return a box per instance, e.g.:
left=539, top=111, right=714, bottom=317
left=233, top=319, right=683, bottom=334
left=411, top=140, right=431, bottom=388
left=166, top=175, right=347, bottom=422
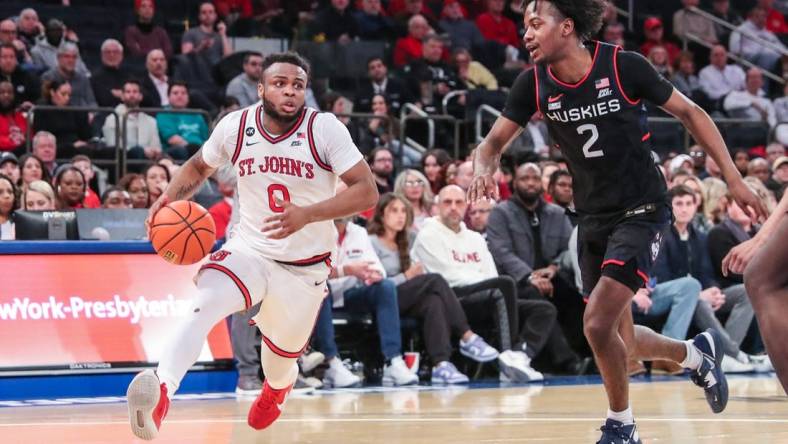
left=577, top=124, right=605, bottom=158
left=267, top=184, right=291, bottom=213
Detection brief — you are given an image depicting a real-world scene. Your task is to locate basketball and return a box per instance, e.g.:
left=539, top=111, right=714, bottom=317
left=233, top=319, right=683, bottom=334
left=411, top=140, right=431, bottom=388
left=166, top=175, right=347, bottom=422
left=150, top=200, right=216, bottom=265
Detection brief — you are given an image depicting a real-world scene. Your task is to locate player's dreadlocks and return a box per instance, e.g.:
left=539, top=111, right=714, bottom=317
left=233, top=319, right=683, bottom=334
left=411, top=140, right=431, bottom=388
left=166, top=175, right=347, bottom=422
left=526, top=0, right=606, bottom=41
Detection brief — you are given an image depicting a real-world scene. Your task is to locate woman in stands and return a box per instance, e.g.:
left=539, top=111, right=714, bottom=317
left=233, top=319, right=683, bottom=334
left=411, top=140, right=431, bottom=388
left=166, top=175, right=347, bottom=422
left=143, top=162, right=170, bottom=206
left=393, top=169, right=433, bottom=231
left=368, top=192, right=500, bottom=384
left=18, top=154, right=51, bottom=190
left=118, top=173, right=150, bottom=209
left=421, top=148, right=453, bottom=195
left=33, top=79, right=92, bottom=159
left=53, top=166, right=86, bottom=210
left=0, top=173, right=17, bottom=240
left=23, top=180, right=56, bottom=211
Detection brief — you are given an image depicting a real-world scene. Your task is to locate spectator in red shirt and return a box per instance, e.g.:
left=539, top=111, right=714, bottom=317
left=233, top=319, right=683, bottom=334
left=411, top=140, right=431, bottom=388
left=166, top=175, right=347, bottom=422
left=475, top=0, right=520, bottom=48
left=393, top=14, right=431, bottom=67
left=208, top=166, right=236, bottom=240
left=0, top=81, right=25, bottom=155
left=71, top=154, right=101, bottom=209
left=640, top=17, right=681, bottom=65
left=53, top=165, right=86, bottom=210
left=758, top=0, right=788, bottom=34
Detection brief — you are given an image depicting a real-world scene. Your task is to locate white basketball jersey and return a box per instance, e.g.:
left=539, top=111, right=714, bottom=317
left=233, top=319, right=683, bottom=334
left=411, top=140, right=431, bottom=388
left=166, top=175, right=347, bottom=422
left=202, top=104, right=363, bottom=264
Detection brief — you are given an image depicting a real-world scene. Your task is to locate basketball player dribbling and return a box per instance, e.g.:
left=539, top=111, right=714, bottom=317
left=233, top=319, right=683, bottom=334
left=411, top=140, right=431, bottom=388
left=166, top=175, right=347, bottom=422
left=126, top=52, right=378, bottom=440
left=723, top=191, right=788, bottom=393
left=468, top=1, right=767, bottom=442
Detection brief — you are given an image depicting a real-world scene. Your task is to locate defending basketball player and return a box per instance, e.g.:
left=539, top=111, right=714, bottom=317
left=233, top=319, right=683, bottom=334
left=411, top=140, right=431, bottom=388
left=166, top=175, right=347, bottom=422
left=468, top=1, right=767, bottom=442
left=126, top=52, right=378, bottom=440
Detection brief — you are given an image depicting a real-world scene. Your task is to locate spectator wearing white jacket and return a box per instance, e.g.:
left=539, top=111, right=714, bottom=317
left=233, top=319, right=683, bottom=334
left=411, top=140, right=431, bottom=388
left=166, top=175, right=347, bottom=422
left=729, top=7, right=787, bottom=79
left=411, top=185, right=550, bottom=382
left=723, top=67, right=777, bottom=128
left=312, top=216, right=418, bottom=388
left=102, top=79, right=161, bottom=161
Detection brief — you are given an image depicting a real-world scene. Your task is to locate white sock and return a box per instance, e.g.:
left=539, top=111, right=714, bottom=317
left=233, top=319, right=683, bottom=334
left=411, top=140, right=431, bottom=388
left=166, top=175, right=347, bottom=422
left=680, top=341, right=703, bottom=370
left=607, top=406, right=634, bottom=424
left=460, top=334, right=478, bottom=346
left=157, top=374, right=178, bottom=400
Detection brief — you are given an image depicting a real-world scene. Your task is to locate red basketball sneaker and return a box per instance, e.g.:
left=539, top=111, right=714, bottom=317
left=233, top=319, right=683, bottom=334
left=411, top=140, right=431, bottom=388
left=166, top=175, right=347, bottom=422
left=247, top=381, right=292, bottom=430
left=127, top=369, right=170, bottom=440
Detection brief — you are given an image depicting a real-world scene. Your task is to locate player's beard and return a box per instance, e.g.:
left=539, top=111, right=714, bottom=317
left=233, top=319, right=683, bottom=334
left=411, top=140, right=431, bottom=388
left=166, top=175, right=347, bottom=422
left=263, top=99, right=305, bottom=127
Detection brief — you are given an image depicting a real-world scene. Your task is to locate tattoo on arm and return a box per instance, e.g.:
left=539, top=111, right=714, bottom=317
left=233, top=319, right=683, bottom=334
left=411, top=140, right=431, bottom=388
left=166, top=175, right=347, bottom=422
left=174, top=180, right=201, bottom=200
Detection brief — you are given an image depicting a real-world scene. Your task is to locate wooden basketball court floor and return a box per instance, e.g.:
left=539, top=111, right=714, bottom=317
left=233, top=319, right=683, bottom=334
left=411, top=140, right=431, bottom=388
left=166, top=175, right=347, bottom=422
left=2, top=375, right=787, bottom=443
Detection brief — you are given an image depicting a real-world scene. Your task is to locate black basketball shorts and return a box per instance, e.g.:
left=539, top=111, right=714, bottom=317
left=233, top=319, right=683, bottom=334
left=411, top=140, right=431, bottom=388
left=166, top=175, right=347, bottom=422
left=577, top=203, right=671, bottom=298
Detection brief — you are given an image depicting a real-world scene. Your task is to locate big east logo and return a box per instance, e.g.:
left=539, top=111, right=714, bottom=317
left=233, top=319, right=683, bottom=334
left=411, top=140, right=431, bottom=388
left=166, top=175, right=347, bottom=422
left=210, top=250, right=232, bottom=262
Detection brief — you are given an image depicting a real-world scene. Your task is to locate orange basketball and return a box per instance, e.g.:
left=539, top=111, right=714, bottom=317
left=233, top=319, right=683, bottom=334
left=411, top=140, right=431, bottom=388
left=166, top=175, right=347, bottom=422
left=150, top=200, right=216, bottom=265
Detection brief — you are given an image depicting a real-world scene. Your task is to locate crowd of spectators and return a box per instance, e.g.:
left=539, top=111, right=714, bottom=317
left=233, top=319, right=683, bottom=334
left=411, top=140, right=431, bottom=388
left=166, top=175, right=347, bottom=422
left=0, top=0, right=786, bottom=388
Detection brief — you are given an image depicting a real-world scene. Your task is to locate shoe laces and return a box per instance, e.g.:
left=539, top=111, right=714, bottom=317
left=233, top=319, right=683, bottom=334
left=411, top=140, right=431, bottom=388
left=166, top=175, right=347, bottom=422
left=597, top=422, right=631, bottom=443
left=691, top=359, right=715, bottom=389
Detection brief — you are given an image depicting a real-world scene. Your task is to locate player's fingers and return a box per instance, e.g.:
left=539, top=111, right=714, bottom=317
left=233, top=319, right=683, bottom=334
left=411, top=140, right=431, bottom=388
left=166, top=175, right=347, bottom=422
left=261, top=221, right=283, bottom=233
left=262, top=214, right=285, bottom=224
left=721, top=253, right=731, bottom=277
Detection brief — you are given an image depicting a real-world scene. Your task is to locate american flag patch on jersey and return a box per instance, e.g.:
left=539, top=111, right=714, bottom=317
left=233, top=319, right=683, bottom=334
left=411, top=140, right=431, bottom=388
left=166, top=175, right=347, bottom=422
left=296, top=132, right=306, bottom=139
left=595, top=77, right=610, bottom=89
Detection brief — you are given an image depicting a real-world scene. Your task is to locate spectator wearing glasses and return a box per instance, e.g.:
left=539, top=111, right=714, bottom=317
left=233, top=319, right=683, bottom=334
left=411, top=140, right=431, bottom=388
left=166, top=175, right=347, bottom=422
left=467, top=199, right=493, bottom=235
left=393, top=169, right=433, bottom=231
left=368, top=147, right=394, bottom=195
left=225, top=52, right=262, bottom=108
left=91, top=39, right=127, bottom=108
left=41, top=42, right=97, bottom=108
left=0, top=19, right=31, bottom=66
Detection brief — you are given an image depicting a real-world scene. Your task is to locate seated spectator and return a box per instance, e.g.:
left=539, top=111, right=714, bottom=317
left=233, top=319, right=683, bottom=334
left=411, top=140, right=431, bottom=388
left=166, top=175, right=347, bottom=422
left=314, top=214, right=419, bottom=387
left=91, top=39, right=127, bottom=108
left=476, top=0, right=520, bottom=49
left=71, top=154, right=100, bottom=208
left=733, top=148, right=751, bottom=177
left=0, top=173, right=16, bottom=239
left=0, top=81, right=26, bottom=155
left=453, top=48, right=497, bottom=91
left=53, top=165, right=86, bottom=210
left=411, top=185, right=547, bottom=381
left=393, top=15, right=431, bottom=67
left=601, top=22, right=626, bottom=48
left=141, top=49, right=169, bottom=107
left=729, top=7, right=787, bottom=79
left=181, top=2, right=231, bottom=65
left=747, top=157, right=772, bottom=186
left=671, top=51, right=703, bottom=106
left=391, top=0, right=439, bottom=37
left=225, top=52, right=262, bottom=108
left=41, top=43, right=97, bottom=108
left=0, top=43, right=39, bottom=107
left=19, top=153, right=51, bottom=189
left=710, top=0, right=743, bottom=46
left=675, top=174, right=712, bottom=233
left=673, top=0, right=718, bottom=46
left=404, top=35, right=461, bottom=113
left=31, top=19, right=89, bottom=76
left=708, top=189, right=762, bottom=288
left=0, top=152, right=19, bottom=185
left=393, top=169, right=433, bottom=230
left=369, top=193, right=501, bottom=384
left=101, top=187, right=133, bottom=209
left=354, top=0, right=396, bottom=40
left=310, top=0, right=359, bottom=42
left=30, top=131, right=56, bottom=178
left=368, top=147, right=394, bottom=195
left=702, top=176, right=729, bottom=224
left=422, top=148, right=452, bottom=195
left=766, top=142, right=786, bottom=166
left=547, top=169, right=573, bottom=211
left=33, top=79, right=92, bottom=159
left=698, top=44, right=745, bottom=105
left=143, top=162, right=170, bottom=205
left=759, top=0, right=788, bottom=34
left=439, top=0, right=484, bottom=52
left=124, top=0, right=174, bottom=60
left=647, top=46, right=672, bottom=78
left=454, top=160, right=474, bottom=192
left=485, top=163, right=590, bottom=372
left=16, top=8, right=43, bottom=53
left=0, top=19, right=31, bottom=66
left=688, top=145, right=709, bottom=178
left=724, top=67, right=776, bottom=128
left=467, top=199, right=492, bottom=234
left=656, top=185, right=765, bottom=372
left=641, top=17, right=681, bottom=65
left=773, top=156, right=788, bottom=199
left=118, top=173, right=150, bottom=208
left=775, top=81, right=788, bottom=123
left=356, top=57, right=411, bottom=116
left=103, top=79, right=162, bottom=161
left=22, top=179, right=56, bottom=210
left=156, top=82, right=209, bottom=160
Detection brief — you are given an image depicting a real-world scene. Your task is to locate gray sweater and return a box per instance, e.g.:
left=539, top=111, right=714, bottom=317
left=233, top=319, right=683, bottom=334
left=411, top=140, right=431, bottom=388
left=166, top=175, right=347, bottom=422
left=369, top=233, right=415, bottom=286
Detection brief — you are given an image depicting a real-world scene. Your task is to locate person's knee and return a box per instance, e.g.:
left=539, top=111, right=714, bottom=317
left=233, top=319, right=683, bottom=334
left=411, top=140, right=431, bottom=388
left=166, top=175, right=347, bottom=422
left=674, top=277, right=702, bottom=302
left=372, top=279, right=398, bottom=301
left=583, top=310, right=613, bottom=345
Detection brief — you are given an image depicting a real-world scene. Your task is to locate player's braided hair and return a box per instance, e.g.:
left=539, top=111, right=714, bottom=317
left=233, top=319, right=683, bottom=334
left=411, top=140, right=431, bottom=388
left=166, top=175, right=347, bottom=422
left=527, top=0, right=606, bottom=41
left=261, top=52, right=311, bottom=78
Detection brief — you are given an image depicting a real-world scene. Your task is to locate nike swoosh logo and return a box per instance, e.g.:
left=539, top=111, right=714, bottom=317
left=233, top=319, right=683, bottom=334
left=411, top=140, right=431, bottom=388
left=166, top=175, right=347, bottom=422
left=245, top=141, right=260, bottom=146
left=314, top=280, right=325, bottom=286
left=547, top=94, right=564, bottom=103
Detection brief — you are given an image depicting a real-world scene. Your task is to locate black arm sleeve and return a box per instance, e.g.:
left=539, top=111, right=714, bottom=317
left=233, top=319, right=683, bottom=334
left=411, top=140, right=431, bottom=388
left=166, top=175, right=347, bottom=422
left=617, top=50, right=674, bottom=106
left=501, top=68, right=537, bottom=127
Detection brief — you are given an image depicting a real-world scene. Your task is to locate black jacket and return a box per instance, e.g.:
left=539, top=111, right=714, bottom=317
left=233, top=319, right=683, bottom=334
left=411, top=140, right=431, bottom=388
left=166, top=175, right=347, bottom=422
left=1, top=67, right=40, bottom=106
left=355, top=76, right=411, bottom=116
left=91, top=64, right=128, bottom=107
left=653, top=224, right=718, bottom=289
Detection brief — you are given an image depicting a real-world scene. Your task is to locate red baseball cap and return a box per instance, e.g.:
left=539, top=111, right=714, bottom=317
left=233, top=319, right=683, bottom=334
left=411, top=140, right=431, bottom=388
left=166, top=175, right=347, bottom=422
left=644, top=17, right=663, bottom=31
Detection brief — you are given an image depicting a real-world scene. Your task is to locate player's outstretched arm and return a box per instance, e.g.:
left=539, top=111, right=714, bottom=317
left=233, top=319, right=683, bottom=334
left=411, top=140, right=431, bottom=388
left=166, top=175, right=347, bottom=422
left=660, top=89, right=768, bottom=221
left=145, top=149, right=217, bottom=233
left=469, top=117, right=523, bottom=203
left=262, top=160, right=378, bottom=239
left=722, top=191, right=788, bottom=275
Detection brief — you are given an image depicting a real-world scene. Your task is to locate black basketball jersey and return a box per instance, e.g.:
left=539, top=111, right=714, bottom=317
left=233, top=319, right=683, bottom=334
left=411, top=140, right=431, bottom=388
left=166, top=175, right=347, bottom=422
left=533, top=41, right=667, bottom=223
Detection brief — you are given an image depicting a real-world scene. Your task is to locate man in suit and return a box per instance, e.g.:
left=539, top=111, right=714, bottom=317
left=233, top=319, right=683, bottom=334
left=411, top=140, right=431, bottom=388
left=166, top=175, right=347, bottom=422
left=355, top=57, right=410, bottom=116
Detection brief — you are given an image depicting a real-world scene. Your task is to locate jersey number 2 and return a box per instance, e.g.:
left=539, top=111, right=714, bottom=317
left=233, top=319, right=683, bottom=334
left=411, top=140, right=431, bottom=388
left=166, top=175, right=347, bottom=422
left=577, top=124, right=604, bottom=158
left=267, top=184, right=291, bottom=213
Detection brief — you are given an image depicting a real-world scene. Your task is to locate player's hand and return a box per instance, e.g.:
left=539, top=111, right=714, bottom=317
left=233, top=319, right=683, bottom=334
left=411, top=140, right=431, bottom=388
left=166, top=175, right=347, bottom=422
left=729, top=179, right=768, bottom=223
left=722, top=236, right=763, bottom=276
left=467, top=173, right=498, bottom=204
left=261, top=199, right=310, bottom=239
left=145, top=194, right=170, bottom=237
left=632, top=288, right=652, bottom=314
